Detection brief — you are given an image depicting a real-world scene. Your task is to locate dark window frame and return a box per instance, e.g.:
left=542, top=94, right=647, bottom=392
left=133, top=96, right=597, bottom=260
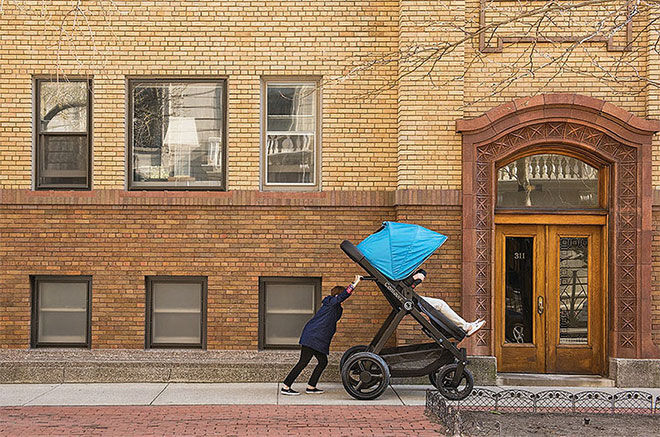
left=260, top=77, right=322, bottom=192
left=34, top=77, right=93, bottom=190
left=30, top=275, right=92, bottom=348
left=127, top=78, right=228, bottom=191
left=145, top=275, right=208, bottom=349
left=258, top=276, right=321, bottom=350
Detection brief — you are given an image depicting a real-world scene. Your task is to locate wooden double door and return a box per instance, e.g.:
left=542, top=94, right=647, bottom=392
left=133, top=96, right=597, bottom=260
left=495, top=223, right=605, bottom=374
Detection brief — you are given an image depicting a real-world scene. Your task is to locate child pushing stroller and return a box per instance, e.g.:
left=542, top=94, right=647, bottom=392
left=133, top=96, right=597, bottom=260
left=281, top=275, right=362, bottom=396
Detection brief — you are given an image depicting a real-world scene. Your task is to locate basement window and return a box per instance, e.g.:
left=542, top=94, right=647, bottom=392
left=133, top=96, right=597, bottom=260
left=259, top=277, right=320, bottom=349
left=146, top=276, right=207, bottom=349
left=31, top=276, right=92, bottom=348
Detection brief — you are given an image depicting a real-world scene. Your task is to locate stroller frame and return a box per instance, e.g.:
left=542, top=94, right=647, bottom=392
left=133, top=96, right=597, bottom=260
left=340, top=240, right=473, bottom=400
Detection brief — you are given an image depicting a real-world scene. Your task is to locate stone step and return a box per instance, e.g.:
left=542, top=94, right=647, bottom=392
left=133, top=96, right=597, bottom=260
left=496, top=372, right=615, bottom=387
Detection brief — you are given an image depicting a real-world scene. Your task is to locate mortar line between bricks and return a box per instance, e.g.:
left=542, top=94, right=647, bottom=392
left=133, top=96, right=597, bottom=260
left=22, top=383, right=62, bottom=406
left=390, top=385, right=405, bottom=406
left=149, top=382, right=169, bottom=406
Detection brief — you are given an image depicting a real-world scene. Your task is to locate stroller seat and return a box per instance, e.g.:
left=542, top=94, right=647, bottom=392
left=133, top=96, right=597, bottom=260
left=415, top=296, right=466, bottom=342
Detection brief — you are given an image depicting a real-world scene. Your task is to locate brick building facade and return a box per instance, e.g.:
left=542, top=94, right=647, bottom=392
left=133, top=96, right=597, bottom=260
left=1, top=1, right=660, bottom=383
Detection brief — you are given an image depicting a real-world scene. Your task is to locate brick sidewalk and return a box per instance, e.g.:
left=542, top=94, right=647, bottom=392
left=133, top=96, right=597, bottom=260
left=0, top=405, right=441, bottom=436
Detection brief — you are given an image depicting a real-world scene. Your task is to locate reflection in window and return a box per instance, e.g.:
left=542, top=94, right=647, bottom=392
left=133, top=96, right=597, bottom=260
left=497, top=154, right=599, bottom=208
left=265, top=82, right=317, bottom=186
left=130, top=81, right=225, bottom=189
left=36, top=79, right=91, bottom=189
left=505, top=237, right=534, bottom=344
left=559, top=238, right=589, bottom=345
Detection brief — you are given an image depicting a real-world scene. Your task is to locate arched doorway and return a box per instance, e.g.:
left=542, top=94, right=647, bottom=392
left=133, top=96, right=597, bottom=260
left=457, top=94, right=660, bottom=374
left=494, top=150, right=607, bottom=374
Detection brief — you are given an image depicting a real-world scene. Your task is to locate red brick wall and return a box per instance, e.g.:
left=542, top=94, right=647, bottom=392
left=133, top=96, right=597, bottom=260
left=653, top=208, right=660, bottom=347
left=0, top=200, right=399, bottom=350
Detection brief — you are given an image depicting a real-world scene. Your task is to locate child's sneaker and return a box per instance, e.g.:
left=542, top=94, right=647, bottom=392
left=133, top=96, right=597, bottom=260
left=280, top=387, right=300, bottom=396
left=306, top=387, right=324, bottom=394
left=466, top=319, right=486, bottom=337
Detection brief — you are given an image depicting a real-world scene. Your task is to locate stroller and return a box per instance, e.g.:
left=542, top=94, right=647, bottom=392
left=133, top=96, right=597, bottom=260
left=340, top=221, right=474, bottom=401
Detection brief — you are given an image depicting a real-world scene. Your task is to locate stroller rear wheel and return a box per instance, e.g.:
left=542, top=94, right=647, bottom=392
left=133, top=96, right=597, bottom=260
left=341, top=352, right=390, bottom=400
left=432, top=363, right=474, bottom=401
left=340, top=345, right=368, bottom=370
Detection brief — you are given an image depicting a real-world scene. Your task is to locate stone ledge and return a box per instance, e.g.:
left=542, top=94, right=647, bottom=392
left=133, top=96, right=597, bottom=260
left=0, top=349, right=342, bottom=384
left=609, top=358, right=660, bottom=387
left=0, top=349, right=495, bottom=384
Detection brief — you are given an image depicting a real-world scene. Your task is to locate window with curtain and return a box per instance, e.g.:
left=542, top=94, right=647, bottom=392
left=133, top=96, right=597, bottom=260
left=35, top=79, right=91, bottom=189
left=263, top=81, right=318, bottom=189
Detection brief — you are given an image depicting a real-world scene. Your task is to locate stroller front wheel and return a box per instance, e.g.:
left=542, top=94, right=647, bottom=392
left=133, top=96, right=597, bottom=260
left=433, top=363, right=474, bottom=401
left=341, top=352, right=390, bottom=400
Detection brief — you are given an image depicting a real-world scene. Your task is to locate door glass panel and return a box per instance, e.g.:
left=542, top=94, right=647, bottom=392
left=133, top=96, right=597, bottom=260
left=505, top=237, right=534, bottom=343
left=559, top=237, right=589, bottom=344
left=497, top=154, right=599, bottom=209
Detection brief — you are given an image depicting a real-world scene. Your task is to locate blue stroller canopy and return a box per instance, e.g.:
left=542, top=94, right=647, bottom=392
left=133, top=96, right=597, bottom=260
left=356, top=221, right=447, bottom=281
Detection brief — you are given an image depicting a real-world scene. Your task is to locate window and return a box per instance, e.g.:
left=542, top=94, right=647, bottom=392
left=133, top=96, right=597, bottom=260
left=129, top=79, right=226, bottom=189
left=262, top=79, right=320, bottom=190
left=31, top=276, right=92, bottom=348
left=35, top=78, right=92, bottom=189
left=259, top=277, right=321, bottom=349
left=496, top=153, right=601, bottom=209
left=145, top=276, right=207, bottom=348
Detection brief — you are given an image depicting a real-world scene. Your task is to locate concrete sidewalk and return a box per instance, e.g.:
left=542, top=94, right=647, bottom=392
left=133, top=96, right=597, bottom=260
left=2, top=382, right=660, bottom=407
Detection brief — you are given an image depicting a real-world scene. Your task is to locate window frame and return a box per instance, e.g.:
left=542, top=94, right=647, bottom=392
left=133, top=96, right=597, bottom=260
left=258, top=276, right=321, bottom=350
left=30, top=275, right=92, bottom=348
left=494, top=148, right=610, bottom=214
left=34, top=77, right=93, bottom=190
left=145, top=275, right=208, bottom=349
left=261, top=77, right=322, bottom=191
left=127, top=78, right=228, bottom=191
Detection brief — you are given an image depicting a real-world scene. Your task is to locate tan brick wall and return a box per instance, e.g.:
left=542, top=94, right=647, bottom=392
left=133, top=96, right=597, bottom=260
left=0, top=1, right=399, bottom=190
left=0, top=202, right=394, bottom=349
left=397, top=1, right=465, bottom=190
left=648, top=14, right=660, bottom=188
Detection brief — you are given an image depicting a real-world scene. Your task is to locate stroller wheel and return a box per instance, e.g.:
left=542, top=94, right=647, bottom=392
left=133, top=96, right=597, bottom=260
left=340, top=345, right=368, bottom=370
left=341, top=352, right=390, bottom=400
left=434, top=364, right=474, bottom=401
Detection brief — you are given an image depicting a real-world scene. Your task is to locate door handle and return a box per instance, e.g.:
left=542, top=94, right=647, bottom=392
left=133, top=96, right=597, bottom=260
left=537, top=296, right=544, bottom=315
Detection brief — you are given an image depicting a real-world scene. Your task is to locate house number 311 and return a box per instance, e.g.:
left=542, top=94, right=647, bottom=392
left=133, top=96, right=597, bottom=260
left=514, top=252, right=526, bottom=260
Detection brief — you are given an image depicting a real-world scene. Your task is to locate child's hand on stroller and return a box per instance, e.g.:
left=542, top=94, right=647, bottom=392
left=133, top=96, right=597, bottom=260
left=352, top=275, right=362, bottom=287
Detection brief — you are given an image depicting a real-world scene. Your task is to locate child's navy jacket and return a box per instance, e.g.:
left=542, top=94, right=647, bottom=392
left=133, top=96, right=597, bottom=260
left=299, top=285, right=353, bottom=355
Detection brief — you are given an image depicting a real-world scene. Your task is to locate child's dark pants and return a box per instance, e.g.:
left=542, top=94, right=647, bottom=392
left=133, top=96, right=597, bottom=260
left=283, top=345, right=328, bottom=388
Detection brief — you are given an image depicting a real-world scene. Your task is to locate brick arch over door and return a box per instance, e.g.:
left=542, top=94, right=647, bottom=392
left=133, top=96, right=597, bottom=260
left=457, top=94, right=660, bottom=359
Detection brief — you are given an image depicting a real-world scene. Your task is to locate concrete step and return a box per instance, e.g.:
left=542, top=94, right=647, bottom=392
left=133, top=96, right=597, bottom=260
left=496, top=372, right=615, bottom=387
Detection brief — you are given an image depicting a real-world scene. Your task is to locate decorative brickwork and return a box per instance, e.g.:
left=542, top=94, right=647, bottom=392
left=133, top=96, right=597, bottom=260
left=459, top=94, right=660, bottom=358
